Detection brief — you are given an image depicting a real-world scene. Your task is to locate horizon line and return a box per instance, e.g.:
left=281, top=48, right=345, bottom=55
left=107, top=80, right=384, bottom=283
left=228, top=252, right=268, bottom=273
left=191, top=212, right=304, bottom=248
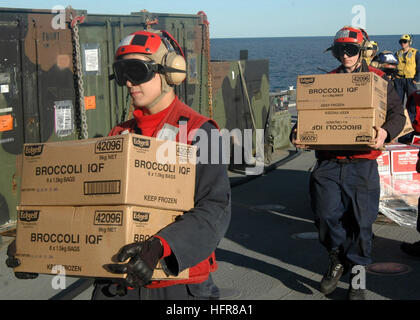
left=211, top=33, right=420, bottom=40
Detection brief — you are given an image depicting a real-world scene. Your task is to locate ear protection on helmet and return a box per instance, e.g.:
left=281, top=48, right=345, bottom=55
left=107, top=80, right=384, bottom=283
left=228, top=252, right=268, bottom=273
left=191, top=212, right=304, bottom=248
left=114, top=29, right=187, bottom=86
left=362, top=41, right=376, bottom=60
left=159, top=30, right=187, bottom=86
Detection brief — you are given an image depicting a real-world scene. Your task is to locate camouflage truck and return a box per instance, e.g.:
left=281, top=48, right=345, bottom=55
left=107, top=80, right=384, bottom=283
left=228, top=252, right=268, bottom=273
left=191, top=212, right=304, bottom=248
left=0, top=7, right=291, bottom=233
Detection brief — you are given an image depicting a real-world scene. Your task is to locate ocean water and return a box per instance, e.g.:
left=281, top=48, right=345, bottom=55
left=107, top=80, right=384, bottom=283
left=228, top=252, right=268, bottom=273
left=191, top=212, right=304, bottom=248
left=210, top=35, right=419, bottom=91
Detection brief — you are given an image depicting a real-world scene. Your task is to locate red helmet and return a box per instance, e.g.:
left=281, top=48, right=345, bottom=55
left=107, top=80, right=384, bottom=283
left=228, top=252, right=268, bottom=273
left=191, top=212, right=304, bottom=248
left=115, top=31, right=162, bottom=60
left=325, top=26, right=370, bottom=57
left=333, top=26, right=367, bottom=46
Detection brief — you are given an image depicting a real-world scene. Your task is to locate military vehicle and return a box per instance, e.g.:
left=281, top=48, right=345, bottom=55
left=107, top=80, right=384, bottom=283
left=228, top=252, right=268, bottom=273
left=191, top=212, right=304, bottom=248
left=0, top=7, right=293, bottom=234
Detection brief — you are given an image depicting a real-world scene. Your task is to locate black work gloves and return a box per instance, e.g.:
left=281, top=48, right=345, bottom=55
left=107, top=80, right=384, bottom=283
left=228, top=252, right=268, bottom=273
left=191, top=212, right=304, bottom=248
left=5, top=239, right=38, bottom=279
left=104, top=237, right=164, bottom=287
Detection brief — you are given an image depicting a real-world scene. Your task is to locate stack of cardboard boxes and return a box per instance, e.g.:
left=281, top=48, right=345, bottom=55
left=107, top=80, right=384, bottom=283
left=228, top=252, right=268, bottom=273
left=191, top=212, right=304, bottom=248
left=15, top=133, right=197, bottom=280
left=296, top=72, right=388, bottom=149
left=378, top=143, right=420, bottom=208
left=296, top=72, right=416, bottom=149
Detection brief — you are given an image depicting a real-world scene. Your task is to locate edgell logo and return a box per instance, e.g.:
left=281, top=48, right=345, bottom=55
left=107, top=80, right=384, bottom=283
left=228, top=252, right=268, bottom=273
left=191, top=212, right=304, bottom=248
left=133, top=211, right=150, bottom=223
left=355, top=135, right=372, bottom=142
left=19, top=210, right=40, bottom=222
left=299, top=77, right=315, bottom=85
left=132, top=137, right=151, bottom=149
left=24, top=145, right=44, bottom=157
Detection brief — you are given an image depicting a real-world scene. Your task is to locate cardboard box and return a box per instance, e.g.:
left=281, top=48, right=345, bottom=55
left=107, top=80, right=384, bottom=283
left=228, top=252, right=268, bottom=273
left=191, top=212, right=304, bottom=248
left=385, top=142, right=411, bottom=151
left=379, top=174, right=393, bottom=197
left=377, top=151, right=391, bottom=175
left=389, top=146, right=419, bottom=175
left=412, top=135, right=420, bottom=146
left=391, top=174, right=420, bottom=195
left=393, top=108, right=414, bottom=141
left=14, top=205, right=189, bottom=279
left=20, top=134, right=196, bottom=211
left=296, top=72, right=388, bottom=149
left=297, top=72, right=388, bottom=111
left=297, top=107, right=386, bottom=148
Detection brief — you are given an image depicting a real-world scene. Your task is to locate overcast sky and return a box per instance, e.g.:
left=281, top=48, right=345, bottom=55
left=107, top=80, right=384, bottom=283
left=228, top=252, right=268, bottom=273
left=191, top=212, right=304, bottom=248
left=2, top=0, right=419, bottom=38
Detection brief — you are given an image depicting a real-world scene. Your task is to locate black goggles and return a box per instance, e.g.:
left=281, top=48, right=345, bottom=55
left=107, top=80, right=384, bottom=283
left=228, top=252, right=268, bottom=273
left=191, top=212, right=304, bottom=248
left=399, top=39, right=409, bottom=44
left=112, top=59, right=161, bottom=86
left=332, top=44, right=361, bottom=57
left=383, top=68, right=398, bottom=76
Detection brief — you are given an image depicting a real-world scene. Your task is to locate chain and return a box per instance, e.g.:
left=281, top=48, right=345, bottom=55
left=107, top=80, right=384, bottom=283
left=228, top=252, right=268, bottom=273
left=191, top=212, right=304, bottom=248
left=204, top=22, right=213, bottom=119
left=70, top=14, right=88, bottom=140
left=198, top=12, right=213, bottom=118
left=198, top=26, right=204, bottom=115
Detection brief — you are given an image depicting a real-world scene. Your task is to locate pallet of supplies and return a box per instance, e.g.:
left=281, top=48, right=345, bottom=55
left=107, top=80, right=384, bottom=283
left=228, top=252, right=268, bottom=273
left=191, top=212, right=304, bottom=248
left=378, top=143, right=419, bottom=228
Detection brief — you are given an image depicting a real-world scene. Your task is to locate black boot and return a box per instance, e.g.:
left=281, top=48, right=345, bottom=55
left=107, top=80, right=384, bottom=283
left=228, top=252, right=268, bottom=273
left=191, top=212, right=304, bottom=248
left=400, top=241, right=420, bottom=258
left=320, top=249, right=344, bottom=295
left=347, top=265, right=366, bottom=300
left=347, top=287, right=366, bottom=300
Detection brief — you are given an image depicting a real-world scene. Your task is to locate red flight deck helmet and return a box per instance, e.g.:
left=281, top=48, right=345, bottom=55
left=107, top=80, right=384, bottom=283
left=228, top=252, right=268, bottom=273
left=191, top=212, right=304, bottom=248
left=326, top=26, right=369, bottom=60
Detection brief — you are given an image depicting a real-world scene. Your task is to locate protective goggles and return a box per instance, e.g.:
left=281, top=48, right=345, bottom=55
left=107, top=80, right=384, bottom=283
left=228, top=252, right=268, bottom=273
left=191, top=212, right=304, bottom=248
left=383, top=68, right=398, bottom=76
left=112, top=59, right=161, bottom=86
left=399, top=39, right=409, bottom=44
left=332, top=44, right=361, bottom=57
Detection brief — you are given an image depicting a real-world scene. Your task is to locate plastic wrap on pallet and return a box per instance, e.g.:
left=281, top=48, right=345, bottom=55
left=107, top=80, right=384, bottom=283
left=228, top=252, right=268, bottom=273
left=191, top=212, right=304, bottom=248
left=379, top=201, right=418, bottom=228
left=379, top=174, right=419, bottom=228
left=378, top=143, right=420, bottom=228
